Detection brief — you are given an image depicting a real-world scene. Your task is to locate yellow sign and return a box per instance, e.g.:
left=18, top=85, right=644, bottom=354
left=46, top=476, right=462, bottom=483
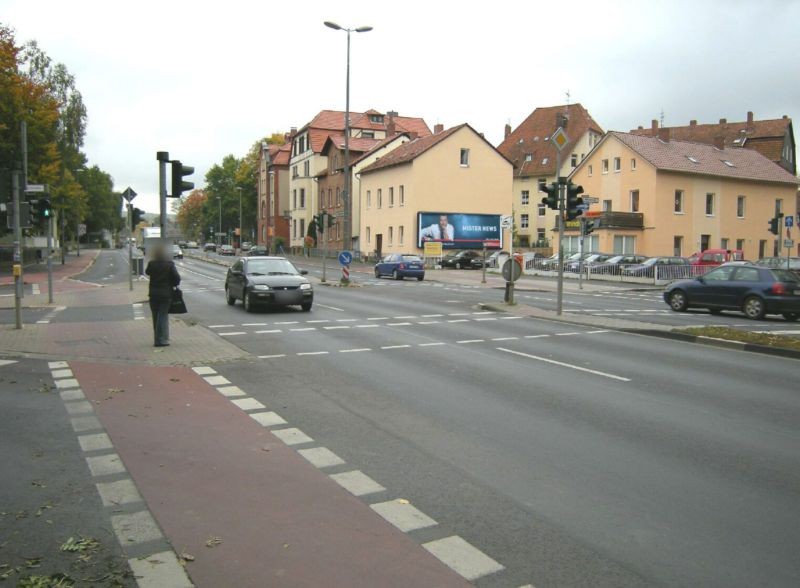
left=12, top=264, right=21, bottom=277
left=551, top=127, right=569, bottom=151
left=424, top=241, right=443, bottom=256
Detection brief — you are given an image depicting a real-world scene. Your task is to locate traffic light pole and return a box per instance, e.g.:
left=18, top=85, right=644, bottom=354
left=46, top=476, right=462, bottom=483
left=578, top=217, right=586, bottom=291
left=128, top=203, right=133, bottom=291
left=556, top=150, right=564, bottom=316
left=47, top=214, right=53, bottom=303
left=157, top=152, right=169, bottom=239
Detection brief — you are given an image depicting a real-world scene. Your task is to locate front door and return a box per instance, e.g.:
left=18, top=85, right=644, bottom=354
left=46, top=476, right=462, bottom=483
left=375, top=234, right=383, bottom=259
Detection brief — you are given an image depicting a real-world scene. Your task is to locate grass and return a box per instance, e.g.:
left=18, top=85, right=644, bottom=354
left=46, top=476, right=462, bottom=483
left=677, top=326, right=800, bottom=352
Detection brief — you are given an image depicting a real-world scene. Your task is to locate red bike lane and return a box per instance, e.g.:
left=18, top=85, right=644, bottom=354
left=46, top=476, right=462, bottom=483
left=71, top=362, right=471, bottom=588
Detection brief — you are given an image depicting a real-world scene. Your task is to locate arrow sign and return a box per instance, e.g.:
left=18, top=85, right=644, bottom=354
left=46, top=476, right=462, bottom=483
left=338, top=250, right=353, bottom=266
left=786, top=215, right=794, bottom=228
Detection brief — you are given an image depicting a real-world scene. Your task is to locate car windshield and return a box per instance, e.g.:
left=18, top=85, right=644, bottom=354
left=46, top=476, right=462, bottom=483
left=606, top=255, right=624, bottom=263
left=772, top=269, right=799, bottom=282
left=246, top=259, right=299, bottom=276
left=401, top=255, right=422, bottom=262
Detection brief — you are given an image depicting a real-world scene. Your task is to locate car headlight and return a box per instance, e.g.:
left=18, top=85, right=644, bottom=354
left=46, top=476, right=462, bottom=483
left=252, top=284, right=271, bottom=291
left=299, top=283, right=312, bottom=290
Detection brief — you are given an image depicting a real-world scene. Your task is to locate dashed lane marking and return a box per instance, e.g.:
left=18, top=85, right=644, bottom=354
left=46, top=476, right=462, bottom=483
left=423, top=535, right=505, bottom=582
left=497, top=347, right=631, bottom=381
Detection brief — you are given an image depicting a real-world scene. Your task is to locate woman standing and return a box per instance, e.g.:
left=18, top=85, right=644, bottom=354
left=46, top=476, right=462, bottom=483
left=145, top=244, right=181, bottom=347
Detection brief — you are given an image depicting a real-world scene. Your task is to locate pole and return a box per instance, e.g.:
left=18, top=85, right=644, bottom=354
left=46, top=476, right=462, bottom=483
left=127, top=203, right=133, bottom=291
left=12, top=171, right=23, bottom=329
left=157, top=152, right=168, bottom=239
left=76, top=220, right=80, bottom=256
left=578, top=218, right=585, bottom=290
left=218, top=197, right=222, bottom=247
left=47, top=214, right=53, bottom=303
left=238, top=187, right=243, bottom=252
left=481, top=244, right=487, bottom=284
left=322, top=218, right=328, bottom=283
left=556, top=147, right=564, bottom=316
left=342, top=29, right=352, bottom=258
left=60, top=208, right=66, bottom=264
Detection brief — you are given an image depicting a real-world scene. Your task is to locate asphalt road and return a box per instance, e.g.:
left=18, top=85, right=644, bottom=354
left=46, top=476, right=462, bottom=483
left=153, top=253, right=799, bottom=587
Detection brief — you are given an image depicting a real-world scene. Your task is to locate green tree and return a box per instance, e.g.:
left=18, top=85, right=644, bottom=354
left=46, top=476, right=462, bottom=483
left=75, top=165, right=121, bottom=235
left=175, top=188, right=207, bottom=241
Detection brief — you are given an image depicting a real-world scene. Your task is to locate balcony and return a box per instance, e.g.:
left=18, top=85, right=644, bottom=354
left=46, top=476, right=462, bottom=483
left=561, top=211, right=644, bottom=232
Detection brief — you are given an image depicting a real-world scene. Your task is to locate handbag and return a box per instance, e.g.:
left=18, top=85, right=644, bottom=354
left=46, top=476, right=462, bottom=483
left=169, top=287, right=187, bottom=314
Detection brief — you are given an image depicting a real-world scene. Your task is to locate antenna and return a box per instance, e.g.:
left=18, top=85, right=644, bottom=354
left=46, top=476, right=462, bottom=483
left=565, top=89, right=571, bottom=108
left=660, top=108, right=665, bottom=128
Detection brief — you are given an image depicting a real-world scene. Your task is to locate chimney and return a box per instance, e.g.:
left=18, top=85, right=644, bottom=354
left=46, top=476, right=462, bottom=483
left=719, top=118, right=727, bottom=124
left=434, top=123, right=444, bottom=134
left=690, top=120, right=697, bottom=126
left=657, top=128, right=670, bottom=142
left=504, top=123, right=511, bottom=138
left=713, top=135, right=725, bottom=150
left=747, top=111, right=754, bottom=124
left=783, top=115, right=789, bottom=119
left=387, top=118, right=396, bottom=136
left=289, top=126, right=297, bottom=137
left=637, top=126, right=644, bottom=130
left=387, top=110, right=398, bottom=118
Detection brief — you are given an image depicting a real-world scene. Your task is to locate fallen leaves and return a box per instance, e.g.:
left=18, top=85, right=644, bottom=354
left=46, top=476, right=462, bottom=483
left=205, top=536, right=222, bottom=548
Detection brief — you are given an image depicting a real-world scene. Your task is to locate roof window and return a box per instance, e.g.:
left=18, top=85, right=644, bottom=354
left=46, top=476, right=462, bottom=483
left=722, top=160, right=735, bottom=167
left=542, top=157, right=549, bottom=165
left=686, top=156, right=699, bottom=164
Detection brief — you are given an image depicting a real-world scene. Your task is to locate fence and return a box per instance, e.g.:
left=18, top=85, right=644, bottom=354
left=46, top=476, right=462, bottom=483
left=522, top=257, right=710, bottom=285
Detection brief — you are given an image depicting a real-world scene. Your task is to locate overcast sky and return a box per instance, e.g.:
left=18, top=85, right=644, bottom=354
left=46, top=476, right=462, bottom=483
left=4, top=0, right=799, bottom=213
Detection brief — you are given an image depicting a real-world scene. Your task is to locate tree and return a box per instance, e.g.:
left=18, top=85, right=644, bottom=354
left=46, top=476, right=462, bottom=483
left=75, top=165, right=121, bottom=235
left=175, top=189, right=207, bottom=241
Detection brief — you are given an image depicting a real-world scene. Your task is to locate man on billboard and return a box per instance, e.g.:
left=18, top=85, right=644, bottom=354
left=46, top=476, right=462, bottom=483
left=420, top=214, right=455, bottom=241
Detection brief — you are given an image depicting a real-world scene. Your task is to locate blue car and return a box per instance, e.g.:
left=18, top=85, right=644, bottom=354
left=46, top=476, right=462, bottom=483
left=374, top=254, right=425, bottom=281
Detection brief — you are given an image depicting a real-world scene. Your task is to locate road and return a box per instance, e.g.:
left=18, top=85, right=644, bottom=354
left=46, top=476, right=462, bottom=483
left=13, top=249, right=800, bottom=587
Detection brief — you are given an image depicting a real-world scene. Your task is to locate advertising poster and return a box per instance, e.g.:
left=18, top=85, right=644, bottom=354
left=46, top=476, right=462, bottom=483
left=417, top=212, right=503, bottom=250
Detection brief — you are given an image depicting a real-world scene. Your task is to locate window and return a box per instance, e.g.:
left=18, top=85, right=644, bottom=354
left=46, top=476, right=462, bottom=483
left=674, top=190, right=684, bottom=213
left=328, top=188, right=332, bottom=208
left=292, top=189, right=297, bottom=209
left=369, top=114, right=383, bottom=123
left=705, top=193, right=715, bottom=215
left=460, top=148, right=470, bottom=166
left=336, top=187, right=341, bottom=206
left=701, top=234, right=710, bottom=251
left=525, top=154, right=532, bottom=162
left=613, top=157, right=621, bottom=172
left=673, top=236, right=683, bottom=256
left=721, top=238, right=729, bottom=250
left=541, top=157, right=548, bottom=165
left=759, top=239, right=766, bottom=258
left=521, top=190, right=530, bottom=206
left=377, top=189, right=382, bottom=208
left=588, top=164, right=593, bottom=176
left=537, top=203, right=546, bottom=216
left=299, top=219, right=305, bottom=239
left=367, top=227, right=371, bottom=243
left=687, top=155, right=699, bottom=164
left=722, top=160, right=735, bottom=167
left=388, top=226, right=393, bottom=245
left=299, top=188, right=305, bottom=209
left=603, top=200, right=612, bottom=212
left=536, top=229, right=546, bottom=245
left=292, top=219, right=297, bottom=239
left=736, top=238, right=745, bottom=251
left=366, top=190, right=371, bottom=209
left=602, top=159, right=609, bottom=173
left=571, top=154, right=577, bottom=167
left=399, top=185, right=405, bottom=206
left=737, top=195, right=745, bottom=218
left=399, top=226, right=404, bottom=245
left=613, top=235, right=637, bottom=254
left=362, top=131, right=375, bottom=139
left=521, top=214, right=529, bottom=229
left=776, top=199, right=783, bottom=214
left=733, top=267, right=759, bottom=281
left=630, top=190, right=639, bottom=212
left=631, top=158, right=637, bottom=170
left=303, top=161, right=310, bottom=177
left=293, top=165, right=298, bottom=178
left=389, top=187, right=394, bottom=207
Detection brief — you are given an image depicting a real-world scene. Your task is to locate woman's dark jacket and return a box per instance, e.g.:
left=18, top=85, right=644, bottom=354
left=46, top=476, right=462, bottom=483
left=146, top=260, right=181, bottom=300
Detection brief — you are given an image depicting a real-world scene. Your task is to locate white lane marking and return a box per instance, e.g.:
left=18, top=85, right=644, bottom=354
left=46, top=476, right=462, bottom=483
left=219, top=332, right=246, bottom=336
left=417, top=321, right=440, bottom=325
left=393, top=315, right=417, bottom=319
left=271, top=427, right=314, bottom=446
left=423, top=535, right=505, bottom=581
left=524, top=334, right=550, bottom=339
left=419, top=342, right=446, bottom=347
left=499, top=316, right=523, bottom=320
left=275, top=321, right=299, bottom=325
left=209, top=324, right=234, bottom=328
left=307, top=319, right=331, bottom=323
left=586, top=330, right=610, bottom=334
left=472, top=311, right=495, bottom=315
left=370, top=500, right=437, bottom=532
left=255, top=329, right=282, bottom=334
left=382, top=345, right=411, bottom=350
left=368, top=317, right=389, bottom=321
left=297, top=351, right=329, bottom=356
left=474, top=317, right=498, bottom=322
left=192, top=366, right=216, bottom=375
left=258, top=354, right=286, bottom=359
left=290, top=327, right=317, bottom=332
left=336, top=319, right=357, bottom=322
left=298, top=447, right=345, bottom=468
left=330, top=470, right=386, bottom=497
left=242, top=322, right=267, bottom=326
left=491, top=337, right=519, bottom=341
left=497, top=348, right=631, bottom=381
left=458, top=339, right=484, bottom=344
left=555, top=332, right=581, bottom=336
left=422, top=314, right=444, bottom=317
left=340, top=348, right=372, bottom=353
left=448, top=312, right=470, bottom=316
left=324, top=326, right=350, bottom=330
left=356, top=324, right=380, bottom=328
left=316, top=304, right=344, bottom=311
left=447, top=319, right=469, bottom=323
left=387, top=322, right=412, bottom=326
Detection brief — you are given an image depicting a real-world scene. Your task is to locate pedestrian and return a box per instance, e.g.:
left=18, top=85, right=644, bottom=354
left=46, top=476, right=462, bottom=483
left=145, top=244, right=181, bottom=347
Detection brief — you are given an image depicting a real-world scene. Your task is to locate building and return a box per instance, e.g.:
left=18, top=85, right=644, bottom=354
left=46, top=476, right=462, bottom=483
left=631, top=112, right=796, bottom=175
left=257, top=138, right=292, bottom=251
left=287, top=109, right=431, bottom=252
left=496, top=104, right=604, bottom=248
left=358, top=124, right=513, bottom=259
left=567, top=131, right=799, bottom=259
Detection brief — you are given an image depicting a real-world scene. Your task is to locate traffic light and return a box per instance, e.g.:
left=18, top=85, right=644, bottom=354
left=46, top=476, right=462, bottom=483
left=314, top=213, right=324, bottom=234
left=540, top=181, right=559, bottom=210
left=39, top=198, right=51, bottom=221
left=131, top=207, right=144, bottom=230
left=565, top=181, right=584, bottom=221
left=326, top=211, right=335, bottom=229
left=583, top=218, right=597, bottom=235
left=170, top=160, right=194, bottom=198
left=768, top=213, right=784, bottom=235
left=28, top=199, right=39, bottom=226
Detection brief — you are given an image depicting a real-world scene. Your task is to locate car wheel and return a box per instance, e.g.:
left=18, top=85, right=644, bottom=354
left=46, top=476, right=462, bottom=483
left=243, top=291, right=254, bottom=313
left=455, top=262, right=462, bottom=269
left=374, top=268, right=381, bottom=278
left=668, top=290, right=688, bottom=312
left=393, top=269, right=402, bottom=280
left=225, top=286, right=236, bottom=305
left=743, top=295, right=766, bottom=320
left=417, top=275, right=424, bottom=281
left=301, top=302, right=312, bottom=312
left=783, top=312, right=799, bottom=322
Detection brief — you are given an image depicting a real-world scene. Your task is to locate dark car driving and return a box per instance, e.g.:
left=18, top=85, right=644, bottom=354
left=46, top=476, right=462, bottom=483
left=471, top=251, right=510, bottom=269
left=374, top=254, right=425, bottom=280
left=441, top=250, right=481, bottom=269
left=225, top=256, right=313, bottom=312
left=663, top=263, right=800, bottom=320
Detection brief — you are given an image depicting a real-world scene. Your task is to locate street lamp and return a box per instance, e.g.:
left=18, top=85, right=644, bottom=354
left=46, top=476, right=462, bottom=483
left=324, top=20, right=372, bottom=255
left=216, top=196, right=222, bottom=247
left=236, top=186, right=243, bottom=251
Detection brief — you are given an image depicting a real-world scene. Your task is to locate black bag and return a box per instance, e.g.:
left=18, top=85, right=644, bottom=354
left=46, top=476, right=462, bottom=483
left=169, top=287, right=187, bottom=314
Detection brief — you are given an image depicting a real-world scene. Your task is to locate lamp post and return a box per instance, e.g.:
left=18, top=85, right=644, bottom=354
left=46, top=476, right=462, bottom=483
left=216, top=196, right=222, bottom=247
left=236, top=186, right=243, bottom=252
left=324, top=20, right=372, bottom=255
left=268, top=170, right=275, bottom=254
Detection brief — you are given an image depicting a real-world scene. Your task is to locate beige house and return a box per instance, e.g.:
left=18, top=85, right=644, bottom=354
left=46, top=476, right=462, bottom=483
left=496, top=104, right=604, bottom=247
left=358, top=124, right=513, bottom=259
left=567, top=131, right=800, bottom=259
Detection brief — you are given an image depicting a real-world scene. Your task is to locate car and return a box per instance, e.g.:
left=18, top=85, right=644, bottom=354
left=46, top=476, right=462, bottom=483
left=247, top=246, right=269, bottom=256
left=186, top=241, right=199, bottom=249
left=171, top=244, right=183, bottom=259
left=440, top=250, right=481, bottom=269
left=564, top=253, right=613, bottom=272
left=754, top=256, right=800, bottom=273
left=688, top=248, right=744, bottom=267
left=621, top=256, right=690, bottom=278
left=374, top=254, right=425, bottom=280
left=225, top=256, right=313, bottom=312
left=241, top=242, right=252, bottom=251
left=470, top=251, right=510, bottom=269
left=218, top=245, right=235, bottom=256
left=663, top=263, right=800, bottom=321
left=589, top=254, right=648, bottom=275
left=204, top=243, right=217, bottom=252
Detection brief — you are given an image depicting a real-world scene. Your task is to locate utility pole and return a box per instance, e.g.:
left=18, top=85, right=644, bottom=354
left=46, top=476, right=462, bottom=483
left=157, top=152, right=169, bottom=239
left=12, top=170, right=23, bottom=329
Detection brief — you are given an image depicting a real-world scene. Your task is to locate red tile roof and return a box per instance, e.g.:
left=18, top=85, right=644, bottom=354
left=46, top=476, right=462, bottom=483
left=351, top=133, right=411, bottom=166
left=609, top=132, right=799, bottom=185
left=302, top=109, right=431, bottom=153
left=269, top=142, right=292, bottom=166
left=496, top=103, right=604, bottom=177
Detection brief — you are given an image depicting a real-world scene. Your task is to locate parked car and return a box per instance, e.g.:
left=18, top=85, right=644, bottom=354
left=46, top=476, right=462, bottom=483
left=218, top=245, right=235, bottom=256
left=471, top=251, right=510, bottom=269
left=663, top=263, right=800, bottom=320
left=755, top=256, right=800, bottom=273
left=186, top=241, right=199, bottom=249
left=374, top=254, right=425, bottom=280
left=241, top=242, right=252, bottom=251
left=203, top=242, right=217, bottom=252
left=539, top=251, right=583, bottom=271
left=688, top=248, right=744, bottom=267
left=441, top=250, right=481, bottom=269
left=564, top=253, right=613, bottom=272
left=622, top=256, right=690, bottom=278
left=225, top=256, right=313, bottom=312
left=171, top=244, right=183, bottom=259
left=589, top=254, right=648, bottom=275
left=247, top=245, right=269, bottom=256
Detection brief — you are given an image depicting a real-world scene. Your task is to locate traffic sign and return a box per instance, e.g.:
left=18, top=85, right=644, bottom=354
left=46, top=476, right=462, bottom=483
left=582, top=196, right=599, bottom=204
left=338, top=250, right=353, bottom=266
left=786, top=215, right=794, bottom=228
left=502, top=258, right=522, bottom=282
left=576, top=203, right=590, bottom=211
left=500, top=215, right=512, bottom=229
left=551, top=127, right=569, bottom=151
left=25, top=183, right=47, bottom=194
left=784, top=239, right=794, bottom=248
left=122, top=187, right=137, bottom=203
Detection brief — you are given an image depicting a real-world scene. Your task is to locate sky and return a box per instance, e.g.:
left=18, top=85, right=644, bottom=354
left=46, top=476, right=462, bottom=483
left=3, top=0, right=799, bottom=213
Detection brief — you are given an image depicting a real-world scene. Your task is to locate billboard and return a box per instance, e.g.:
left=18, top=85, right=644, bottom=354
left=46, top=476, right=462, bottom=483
left=417, top=212, right=503, bottom=250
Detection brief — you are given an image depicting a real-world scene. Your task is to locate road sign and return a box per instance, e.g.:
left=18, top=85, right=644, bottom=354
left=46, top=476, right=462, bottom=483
left=502, top=258, right=522, bottom=282
left=78, top=223, right=87, bottom=236
left=551, top=127, right=569, bottom=151
left=423, top=241, right=442, bottom=256
left=576, top=203, right=590, bottom=211
left=122, top=187, right=137, bottom=202
left=25, top=184, right=47, bottom=194
left=338, top=250, right=353, bottom=266
left=784, top=239, right=795, bottom=248
left=786, top=215, right=794, bottom=228
left=582, top=196, right=599, bottom=203
left=500, top=215, right=512, bottom=229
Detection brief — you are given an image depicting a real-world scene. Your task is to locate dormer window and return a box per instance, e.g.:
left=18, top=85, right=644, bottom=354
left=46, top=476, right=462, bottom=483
left=542, top=157, right=548, bottom=165
left=369, top=114, right=384, bottom=123
left=525, top=154, right=532, bottom=162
